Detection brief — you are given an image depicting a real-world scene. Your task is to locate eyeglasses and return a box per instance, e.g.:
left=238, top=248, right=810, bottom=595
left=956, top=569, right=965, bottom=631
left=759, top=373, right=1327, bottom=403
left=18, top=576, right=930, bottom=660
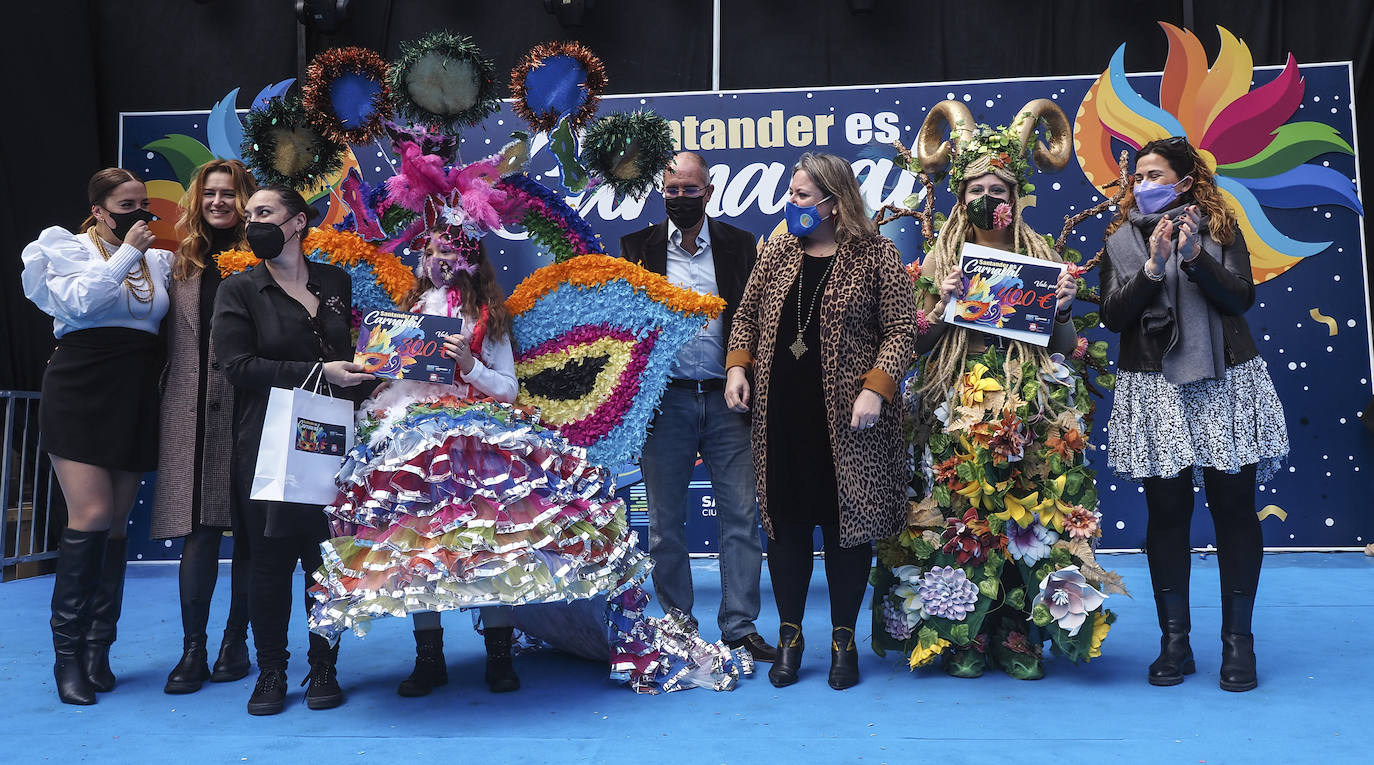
left=662, top=186, right=705, bottom=198
left=1162, top=136, right=1188, bottom=147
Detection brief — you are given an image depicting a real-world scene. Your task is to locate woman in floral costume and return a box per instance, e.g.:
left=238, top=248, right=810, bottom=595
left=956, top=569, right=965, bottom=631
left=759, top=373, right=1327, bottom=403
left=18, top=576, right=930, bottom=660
left=871, top=99, right=1122, bottom=679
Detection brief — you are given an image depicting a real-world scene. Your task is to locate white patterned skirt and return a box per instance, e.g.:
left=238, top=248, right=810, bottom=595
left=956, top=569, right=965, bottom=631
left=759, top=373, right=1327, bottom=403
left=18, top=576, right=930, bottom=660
left=1107, top=356, right=1289, bottom=485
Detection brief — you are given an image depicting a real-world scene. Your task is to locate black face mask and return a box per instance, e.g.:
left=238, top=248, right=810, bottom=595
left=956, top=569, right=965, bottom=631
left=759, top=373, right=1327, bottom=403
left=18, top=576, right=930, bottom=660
left=246, top=221, right=297, bottom=260
left=965, top=194, right=1011, bottom=231
left=102, top=208, right=154, bottom=240
left=665, top=195, right=706, bottom=230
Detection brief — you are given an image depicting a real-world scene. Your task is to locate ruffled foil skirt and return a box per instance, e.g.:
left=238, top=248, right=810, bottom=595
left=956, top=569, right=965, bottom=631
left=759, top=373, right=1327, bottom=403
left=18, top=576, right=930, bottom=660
left=308, top=395, right=750, bottom=691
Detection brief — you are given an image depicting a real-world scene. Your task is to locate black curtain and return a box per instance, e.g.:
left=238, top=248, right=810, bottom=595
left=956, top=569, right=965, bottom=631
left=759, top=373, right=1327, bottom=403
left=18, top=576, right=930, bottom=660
left=3, top=0, right=1370, bottom=389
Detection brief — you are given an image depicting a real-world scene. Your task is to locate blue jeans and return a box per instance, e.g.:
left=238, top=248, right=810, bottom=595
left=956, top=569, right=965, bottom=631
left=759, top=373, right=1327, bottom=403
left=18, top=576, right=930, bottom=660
left=641, top=385, right=762, bottom=641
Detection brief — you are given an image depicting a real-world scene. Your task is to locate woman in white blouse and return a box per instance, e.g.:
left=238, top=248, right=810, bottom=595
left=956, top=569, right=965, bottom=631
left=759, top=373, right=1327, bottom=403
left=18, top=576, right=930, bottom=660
left=21, top=167, right=173, bottom=705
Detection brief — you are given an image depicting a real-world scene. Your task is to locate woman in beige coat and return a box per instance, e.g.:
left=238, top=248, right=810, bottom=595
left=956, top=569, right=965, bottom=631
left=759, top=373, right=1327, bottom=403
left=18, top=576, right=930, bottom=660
left=725, top=152, right=917, bottom=690
left=153, top=159, right=257, bottom=693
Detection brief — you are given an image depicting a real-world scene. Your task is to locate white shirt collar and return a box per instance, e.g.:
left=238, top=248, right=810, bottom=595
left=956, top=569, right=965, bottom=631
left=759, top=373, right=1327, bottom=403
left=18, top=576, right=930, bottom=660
left=667, top=217, right=711, bottom=251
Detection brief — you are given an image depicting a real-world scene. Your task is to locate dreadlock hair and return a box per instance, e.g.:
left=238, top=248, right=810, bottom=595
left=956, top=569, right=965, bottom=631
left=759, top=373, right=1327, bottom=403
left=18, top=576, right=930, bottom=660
left=917, top=184, right=1066, bottom=410
left=1104, top=136, right=1237, bottom=246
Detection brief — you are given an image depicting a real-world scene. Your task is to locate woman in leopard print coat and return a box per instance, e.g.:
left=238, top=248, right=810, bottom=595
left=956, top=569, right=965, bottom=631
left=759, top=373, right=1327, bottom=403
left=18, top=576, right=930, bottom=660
left=725, top=152, right=917, bottom=691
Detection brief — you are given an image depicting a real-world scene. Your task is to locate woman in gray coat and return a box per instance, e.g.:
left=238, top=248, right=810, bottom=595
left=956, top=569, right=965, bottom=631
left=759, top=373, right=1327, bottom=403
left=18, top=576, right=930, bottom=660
left=153, top=160, right=257, bottom=693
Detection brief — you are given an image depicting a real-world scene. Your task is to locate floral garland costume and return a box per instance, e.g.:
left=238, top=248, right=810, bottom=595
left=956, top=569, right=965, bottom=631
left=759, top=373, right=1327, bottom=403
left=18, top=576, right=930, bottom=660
left=871, top=99, right=1124, bottom=679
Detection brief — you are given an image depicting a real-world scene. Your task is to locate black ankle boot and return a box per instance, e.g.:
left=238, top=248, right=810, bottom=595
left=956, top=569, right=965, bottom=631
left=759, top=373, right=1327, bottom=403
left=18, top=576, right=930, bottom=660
left=211, top=629, right=251, bottom=682
left=484, top=627, right=520, bottom=693
left=398, top=629, right=448, bottom=697
left=1219, top=594, right=1257, bottom=692
left=768, top=622, right=803, bottom=688
left=51, top=529, right=106, bottom=705
left=83, top=536, right=127, bottom=692
left=1148, top=589, right=1195, bottom=686
left=247, top=669, right=288, bottom=715
left=164, top=635, right=211, bottom=694
left=827, top=626, right=859, bottom=690
left=303, top=634, right=344, bottom=709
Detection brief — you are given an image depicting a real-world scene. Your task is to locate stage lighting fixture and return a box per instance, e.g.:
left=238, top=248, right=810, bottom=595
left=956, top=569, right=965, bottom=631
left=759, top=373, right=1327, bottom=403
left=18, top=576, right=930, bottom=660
left=296, top=0, right=353, bottom=34
left=543, top=0, right=598, bottom=28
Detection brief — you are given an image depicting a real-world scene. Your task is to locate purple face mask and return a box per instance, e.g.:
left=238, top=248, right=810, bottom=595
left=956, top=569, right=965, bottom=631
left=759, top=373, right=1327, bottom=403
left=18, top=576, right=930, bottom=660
left=424, top=229, right=480, bottom=287
left=1133, top=175, right=1192, bottom=215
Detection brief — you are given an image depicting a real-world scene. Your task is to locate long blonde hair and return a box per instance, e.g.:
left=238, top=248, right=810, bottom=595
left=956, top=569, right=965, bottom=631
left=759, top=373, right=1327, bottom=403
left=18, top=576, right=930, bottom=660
left=793, top=152, right=877, bottom=244
left=174, top=159, right=258, bottom=280
left=918, top=188, right=1065, bottom=405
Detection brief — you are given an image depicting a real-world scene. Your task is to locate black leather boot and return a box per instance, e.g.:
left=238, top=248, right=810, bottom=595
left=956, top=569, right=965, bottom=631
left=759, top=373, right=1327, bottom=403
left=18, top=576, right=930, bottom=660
left=1148, top=589, right=1195, bottom=686
left=164, top=636, right=211, bottom=694
left=51, top=529, right=105, bottom=705
left=83, top=535, right=127, bottom=692
left=211, top=628, right=251, bottom=683
left=1219, top=594, right=1257, bottom=692
left=768, top=622, right=804, bottom=688
left=827, top=626, right=859, bottom=690
left=483, top=627, right=520, bottom=693
left=213, top=545, right=253, bottom=682
left=398, top=628, right=448, bottom=697
left=303, top=634, right=344, bottom=709
left=246, top=669, right=288, bottom=715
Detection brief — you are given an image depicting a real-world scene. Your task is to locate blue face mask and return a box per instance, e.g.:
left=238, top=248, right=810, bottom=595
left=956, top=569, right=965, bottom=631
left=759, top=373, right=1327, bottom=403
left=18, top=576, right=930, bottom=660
left=785, top=196, right=831, bottom=237
left=1133, top=176, right=1191, bottom=215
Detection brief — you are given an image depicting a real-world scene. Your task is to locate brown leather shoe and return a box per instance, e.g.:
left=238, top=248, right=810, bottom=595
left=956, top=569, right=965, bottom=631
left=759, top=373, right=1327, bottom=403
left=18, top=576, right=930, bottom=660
left=727, top=632, right=777, bottom=663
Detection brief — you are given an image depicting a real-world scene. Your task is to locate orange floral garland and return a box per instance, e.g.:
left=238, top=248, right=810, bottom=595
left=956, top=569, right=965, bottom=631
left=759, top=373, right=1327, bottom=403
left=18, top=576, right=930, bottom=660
left=506, top=254, right=725, bottom=319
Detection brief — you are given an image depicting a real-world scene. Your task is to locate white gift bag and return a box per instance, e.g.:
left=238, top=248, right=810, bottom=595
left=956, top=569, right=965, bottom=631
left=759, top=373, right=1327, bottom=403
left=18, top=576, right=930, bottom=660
left=250, top=363, right=354, bottom=504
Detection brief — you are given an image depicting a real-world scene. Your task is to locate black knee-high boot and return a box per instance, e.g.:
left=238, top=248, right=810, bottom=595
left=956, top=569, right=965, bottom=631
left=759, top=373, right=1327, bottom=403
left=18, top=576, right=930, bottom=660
left=212, top=536, right=252, bottom=682
left=83, top=535, right=127, bottom=692
left=51, top=529, right=106, bottom=705
left=1204, top=465, right=1261, bottom=692
left=1143, top=471, right=1196, bottom=686
left=166, top=528, right=216, bottom=693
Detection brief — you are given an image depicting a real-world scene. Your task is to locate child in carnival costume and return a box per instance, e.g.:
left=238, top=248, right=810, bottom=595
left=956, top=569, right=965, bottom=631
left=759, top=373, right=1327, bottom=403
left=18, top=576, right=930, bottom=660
left=870, top=99, right=1124, bottom=679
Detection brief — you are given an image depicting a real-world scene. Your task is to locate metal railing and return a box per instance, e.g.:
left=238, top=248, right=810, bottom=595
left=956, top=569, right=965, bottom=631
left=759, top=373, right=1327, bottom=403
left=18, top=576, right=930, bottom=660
left=2, top=391, right=62, bottom=580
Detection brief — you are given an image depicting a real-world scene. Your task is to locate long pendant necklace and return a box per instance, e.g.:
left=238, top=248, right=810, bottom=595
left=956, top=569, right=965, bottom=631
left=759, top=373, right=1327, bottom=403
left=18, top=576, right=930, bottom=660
left=88, top=231, right=155, bottom=317
left=790, top=253, right=837, bottom=359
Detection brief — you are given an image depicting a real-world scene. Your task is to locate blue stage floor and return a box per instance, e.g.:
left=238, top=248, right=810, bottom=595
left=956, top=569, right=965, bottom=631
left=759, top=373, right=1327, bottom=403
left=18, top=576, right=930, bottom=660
left=1, top=553, right=1370, bottom=763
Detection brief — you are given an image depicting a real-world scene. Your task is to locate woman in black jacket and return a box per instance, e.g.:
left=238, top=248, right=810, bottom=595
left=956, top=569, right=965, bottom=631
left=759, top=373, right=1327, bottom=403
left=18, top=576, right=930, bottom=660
left=1100, top=136, right=1289, bottom=693
left=212, top=184, right=372, bottom=715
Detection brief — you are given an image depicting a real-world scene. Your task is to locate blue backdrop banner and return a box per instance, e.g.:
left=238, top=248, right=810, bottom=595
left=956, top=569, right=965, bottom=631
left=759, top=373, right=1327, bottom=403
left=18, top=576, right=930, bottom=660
left=119, top=60, right=1368, bottom=561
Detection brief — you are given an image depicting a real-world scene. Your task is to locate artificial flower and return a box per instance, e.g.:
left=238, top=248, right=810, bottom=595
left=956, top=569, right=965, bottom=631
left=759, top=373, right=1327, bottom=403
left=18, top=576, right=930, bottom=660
left=917, top=566, right=980, bottom=621
left=1086, top=611, right=1111, bottom=659
left=959, top=362, right=1003, bottom=408
left=1036, top=474, right=1075, bottom=532
left=882, top=596, right=919, bottom=641
left=987, top=409, right=1027, bottom=464
left=1001, top=630, right=1042, bottom=657
left=1045, top=429, right=1087, bottom=461
left=932, top=455, right=964, bottom=486
left=1072, top=335, right=1089, bottom=360
left=992, top=202, right=1013, bottom=230
left=1043, top=352, right=1075, bottom=387
left=1005, top=521, right=1059, bottom=564
left=941, top=508, right=995, bottom=566
left=1032, top=566, right=1107, bottom=636
left=994, top=491, right=1045, bottom=529
left=1063, top=505, right=1102, bottom=540
left=908, top=637, right=952, bottom=669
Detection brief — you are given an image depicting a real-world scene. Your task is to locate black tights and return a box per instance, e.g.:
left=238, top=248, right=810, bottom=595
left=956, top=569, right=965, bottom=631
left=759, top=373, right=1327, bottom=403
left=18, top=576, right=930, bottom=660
left=767, top=522, right=873, bottom=631
left=178, top=517, right=251, bottom=640
left=1143, top=464, right=1263, bottom=604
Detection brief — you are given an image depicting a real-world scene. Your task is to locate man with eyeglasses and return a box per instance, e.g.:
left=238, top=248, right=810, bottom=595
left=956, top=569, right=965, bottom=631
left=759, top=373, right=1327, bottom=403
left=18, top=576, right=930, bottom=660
left=620, top=151, right=774, bottom=662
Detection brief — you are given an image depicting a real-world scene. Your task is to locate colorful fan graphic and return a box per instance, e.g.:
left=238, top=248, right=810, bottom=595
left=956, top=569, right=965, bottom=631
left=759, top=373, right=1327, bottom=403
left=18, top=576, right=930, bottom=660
left=1074, top=22, right=1362, bottom=282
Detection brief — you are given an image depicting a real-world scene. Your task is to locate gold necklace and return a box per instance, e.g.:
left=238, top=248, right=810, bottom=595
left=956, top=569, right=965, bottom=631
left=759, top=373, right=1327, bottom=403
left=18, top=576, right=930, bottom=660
left=789, top=253, right=837, bottom=359
left=88, top=231, right=156, bottom=316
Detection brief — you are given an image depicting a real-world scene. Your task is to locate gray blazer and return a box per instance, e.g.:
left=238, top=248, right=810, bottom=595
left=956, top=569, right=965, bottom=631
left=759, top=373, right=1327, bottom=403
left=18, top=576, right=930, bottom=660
left=151, top=269, right=236, bottom=539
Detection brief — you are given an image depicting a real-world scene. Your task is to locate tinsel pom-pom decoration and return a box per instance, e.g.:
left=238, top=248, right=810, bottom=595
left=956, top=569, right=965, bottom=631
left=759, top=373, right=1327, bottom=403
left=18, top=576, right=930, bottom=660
left=302, top=46, right=393, bottom=145
left=496, top=173, right=605, bottom=263
left=507, top=255, right=725, bottom=467
left=582, top=110, right=676, bottom=200
left=509, top=41, right=608, bottom=134
left=240, top=93, right=347, bottom=189
left=388, top=31, right=500, bottom=129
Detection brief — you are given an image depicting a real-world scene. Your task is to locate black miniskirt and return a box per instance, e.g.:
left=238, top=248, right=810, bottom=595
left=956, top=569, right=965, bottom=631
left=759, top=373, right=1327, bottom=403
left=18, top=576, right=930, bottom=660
left=40, top=327, right=162, bottom=472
